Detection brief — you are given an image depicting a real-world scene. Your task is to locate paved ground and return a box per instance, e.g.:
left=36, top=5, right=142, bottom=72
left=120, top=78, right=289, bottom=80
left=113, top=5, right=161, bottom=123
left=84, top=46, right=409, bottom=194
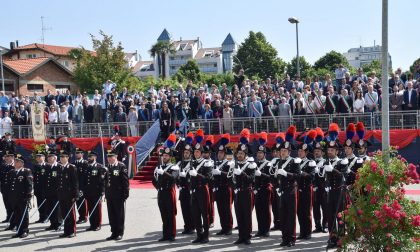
left=0, top=185, right=418, bottom=252
left=0, top=188, right=330, bottom=252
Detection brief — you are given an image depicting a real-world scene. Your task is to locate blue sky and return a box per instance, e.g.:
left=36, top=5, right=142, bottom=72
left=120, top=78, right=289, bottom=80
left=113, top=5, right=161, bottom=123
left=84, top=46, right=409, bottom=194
left=1, top=0, right=419, bottom=70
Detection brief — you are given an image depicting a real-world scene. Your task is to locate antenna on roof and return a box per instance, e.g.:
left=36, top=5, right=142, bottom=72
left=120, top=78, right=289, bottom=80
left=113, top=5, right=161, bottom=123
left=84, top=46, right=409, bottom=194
left=40, top=16, right=52, bottom=46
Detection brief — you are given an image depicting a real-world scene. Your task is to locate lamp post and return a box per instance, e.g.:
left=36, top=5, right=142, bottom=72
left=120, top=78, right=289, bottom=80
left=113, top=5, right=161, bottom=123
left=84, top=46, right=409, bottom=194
left=288, top=17, right=300, bottom=77
left=381, top=0, right=390, bottom=162
left=0, top=49, right=5, bottom=92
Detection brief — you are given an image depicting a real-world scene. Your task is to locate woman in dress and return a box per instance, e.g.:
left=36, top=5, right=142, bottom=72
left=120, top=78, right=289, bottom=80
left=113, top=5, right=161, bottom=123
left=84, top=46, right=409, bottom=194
left=353, top=90, right=365, bottom=113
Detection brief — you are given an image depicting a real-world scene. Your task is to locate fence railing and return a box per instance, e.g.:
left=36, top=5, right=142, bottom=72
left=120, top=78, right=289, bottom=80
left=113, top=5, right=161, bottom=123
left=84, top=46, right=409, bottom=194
left=9, top=110, right=420, bottom=139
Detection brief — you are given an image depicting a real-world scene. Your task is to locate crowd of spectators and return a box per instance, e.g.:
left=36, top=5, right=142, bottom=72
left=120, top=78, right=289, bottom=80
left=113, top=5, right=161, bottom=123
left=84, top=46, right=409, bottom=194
left=0, top=66, right=419, bottom=138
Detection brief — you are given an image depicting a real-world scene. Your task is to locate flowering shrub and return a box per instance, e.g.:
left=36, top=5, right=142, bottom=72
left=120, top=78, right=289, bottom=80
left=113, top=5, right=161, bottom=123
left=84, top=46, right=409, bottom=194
left=341, top=149, right=420, bottom=252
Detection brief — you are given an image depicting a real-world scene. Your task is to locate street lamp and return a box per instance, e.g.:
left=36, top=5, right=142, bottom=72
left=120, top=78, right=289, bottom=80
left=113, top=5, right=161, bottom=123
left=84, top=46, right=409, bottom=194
left=0, top=49, right=5, bottom=92
left=288, top=17, right=300, bottom=77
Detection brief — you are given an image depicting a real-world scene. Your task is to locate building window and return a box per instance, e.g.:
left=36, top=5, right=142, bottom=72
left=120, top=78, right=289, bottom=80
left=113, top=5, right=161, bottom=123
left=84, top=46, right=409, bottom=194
left=179, top=43, right=187, bottom=51
left=26, top=54, right=37, bottom=58
left=170, top=57, right=175, bottom=60
left=27, top=84, right=44, bottom=92
left=214, top=63, right=217, bottom=67
left=204, top=51, right=213, bottom=57
left=180, top=56, right=184, bottom=60
left=62, top=60, right=69, bottom=67
left=171, top=66, right=176, bottom=70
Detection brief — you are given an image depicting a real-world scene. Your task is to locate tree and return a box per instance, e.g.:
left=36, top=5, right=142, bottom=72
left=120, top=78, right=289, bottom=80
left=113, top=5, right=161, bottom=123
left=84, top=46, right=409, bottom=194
left=70, top=30, right=140, bottom=93
left=314, top=50, right=351, bottom=72
left=173, top=60, right=201, bottom=83
left=233, top=31, right=286, bottom=79
left=361, top=60, right=382, bottom=77
left=149, top=41, right=176, bottom=79
left=410, top=58, right=420, bottom=79
left=286, top=56, right=312, bottom=79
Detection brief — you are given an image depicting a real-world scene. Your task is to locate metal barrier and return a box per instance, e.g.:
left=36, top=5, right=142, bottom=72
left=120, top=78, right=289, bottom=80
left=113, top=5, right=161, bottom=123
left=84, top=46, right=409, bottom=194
left=9, top=111, right=420, bottom=139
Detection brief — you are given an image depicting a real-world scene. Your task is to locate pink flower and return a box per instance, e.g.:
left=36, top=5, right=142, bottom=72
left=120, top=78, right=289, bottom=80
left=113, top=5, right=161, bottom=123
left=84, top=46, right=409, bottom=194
left=357, top=209, right=363, bottom=215
left=411, top=215, right=420, bottom=227
left=408, top=163, right=416, bottom=171
left=370, top=196, right=377, bottom=204
left=366, top=184, right=372, bottom=192
left=400, top=212, right=407, bottom=218
left=379, top=169, right=385, bottom=176
left=386, top=233, right=392, bottom=238
left=387, top=175, right=394, bottom=185
left=374, top=210, right=381, bottom=218
left=401, top=157, right=407, bottom=163
left=337, top=213, right=342, bottom=218
left=371, top=161, right=378, bottom=173
left=392, top=200, right=402, bottom=211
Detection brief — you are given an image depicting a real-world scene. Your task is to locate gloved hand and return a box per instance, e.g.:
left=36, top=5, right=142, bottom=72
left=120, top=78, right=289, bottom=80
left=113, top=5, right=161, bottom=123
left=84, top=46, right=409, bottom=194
left=189, top=170, right=198, bottom=177
left=212, top=169, right=221, bottom=176
left=233, top=168, right=242, bottom=175
left=157, top=168, right=164, bottom=175
left=314, top=167, right=320, bottom=174
left=324, top=165, right=333, bottom=172
left=255, top=170, right=262, bottom=177
left=79, top=190, right=84, bottom=197
left=277, top=169, right=287, bottom=177
left=179, top=171, right=186, bottom=177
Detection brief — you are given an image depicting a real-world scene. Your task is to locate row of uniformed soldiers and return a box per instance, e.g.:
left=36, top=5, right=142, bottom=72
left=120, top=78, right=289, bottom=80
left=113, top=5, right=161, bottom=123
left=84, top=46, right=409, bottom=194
left=153, top=122, right=371, bottom=249
left=0, top=147, right=129, bottom=240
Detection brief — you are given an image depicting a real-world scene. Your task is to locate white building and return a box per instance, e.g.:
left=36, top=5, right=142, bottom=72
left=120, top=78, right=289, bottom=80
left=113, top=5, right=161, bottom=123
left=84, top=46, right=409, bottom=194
left=152, top=29, right=237, bottom=78
left=124, top=50, right=140, bottom=68
left=132, top=60, right=155, bottom=80
left=343, top=45, right=392, bottom=69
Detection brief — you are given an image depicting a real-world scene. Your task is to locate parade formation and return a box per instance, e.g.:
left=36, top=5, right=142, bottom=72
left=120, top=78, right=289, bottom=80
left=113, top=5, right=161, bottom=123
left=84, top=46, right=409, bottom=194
left=152, top=121, right=371, bottom=249
left=0, top=129, right=130, bottom=241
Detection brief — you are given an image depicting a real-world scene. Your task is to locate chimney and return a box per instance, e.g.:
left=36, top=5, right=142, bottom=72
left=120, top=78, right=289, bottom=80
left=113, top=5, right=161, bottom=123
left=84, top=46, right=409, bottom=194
left=10, top=41, right=15, bottom=50
left=180, top=37, right=182, bottom=41
left=135, top=50, right=138, bottom=61
left=15, top=40, right=19, bottom=47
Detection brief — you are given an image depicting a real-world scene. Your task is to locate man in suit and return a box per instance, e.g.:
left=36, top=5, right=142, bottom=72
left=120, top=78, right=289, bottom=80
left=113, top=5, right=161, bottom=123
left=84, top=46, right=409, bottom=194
left=248, top=94, right=263, bottom=118
left=325, top=86, right=339, bottom=114
left=390, top=85, right=403, bottom=111
left=338, top=89, right=353, bottom=114
left=403, top=81, right=418, bottom=110
left=44, top=89, right=55, bottom=108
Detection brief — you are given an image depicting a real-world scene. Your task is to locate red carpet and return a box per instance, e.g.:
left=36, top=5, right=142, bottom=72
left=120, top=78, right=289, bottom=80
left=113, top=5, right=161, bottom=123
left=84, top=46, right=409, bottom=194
left=130, top=180, right=154, bottom=189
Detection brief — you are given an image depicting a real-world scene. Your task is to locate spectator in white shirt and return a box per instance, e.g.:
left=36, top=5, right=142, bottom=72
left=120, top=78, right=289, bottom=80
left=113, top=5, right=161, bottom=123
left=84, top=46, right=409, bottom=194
left=59, top=106, right=69, bottom=123
left=1, top=111, right=13, bottom=135
left=335, top=63, right=349, bottom=93
left=364, top=84, right=379, bottom=112
left=103, top=80, right=117, bottom=99
left=48, top=106, right=58, bottom=123
left=353, top=90, right=365, bottom=113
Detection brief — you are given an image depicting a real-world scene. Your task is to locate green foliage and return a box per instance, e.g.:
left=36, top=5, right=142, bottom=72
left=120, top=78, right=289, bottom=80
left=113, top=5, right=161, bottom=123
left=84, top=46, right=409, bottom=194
left=233, top=31, right=286, bottom=79
left=341, top=149, right=420, bottom=252
left=173, top=60, right=201, bottom=83
left=149, top=41, right=176, bottom=79
left=286, top=56, right=313, bottom=79
left=410, top=58, right=420, bottom=77
left=70, top=30, right=141, bottom=93
left=361, top=60, right=382, bottom=78
left=201, top=72, right=235, bottom=86
left=313, top=50, right=351, bottom=72
left=31, top=143, right=48, bottom=163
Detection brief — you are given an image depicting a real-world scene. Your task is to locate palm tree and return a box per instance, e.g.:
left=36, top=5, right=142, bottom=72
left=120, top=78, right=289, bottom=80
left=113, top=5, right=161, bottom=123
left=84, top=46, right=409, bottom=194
left=149, top=41, right=176, bottom=79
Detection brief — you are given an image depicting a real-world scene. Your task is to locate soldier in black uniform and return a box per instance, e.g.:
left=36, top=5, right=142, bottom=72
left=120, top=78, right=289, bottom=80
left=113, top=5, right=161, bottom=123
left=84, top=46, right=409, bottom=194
left=173, top=130, right=185, bottom=163
left=231, top=143, right=256, bottom=245
left=343, top=123, right=364, bottom=187
left=269, top=140, right=282, bottom=231
left=57, top=150, right=79, bottom=238
left=85, top=151, right=107, bottom=231
left=189, top=140, right=212, bottom=244
left=153, top=147, right=179, bottom=242
left=324, top=124, right=349, bottom=249
left=355, top=122, right=371, bottom=162
left=44, top=152, right=62, bottom=231
left=1, top=132, right=17, bottom=155
left=177, top=142, right=194, bottom=234
left=1, top=151, right=15, bottom=224
left=74, top=148, right=88, bottom=224
left=296, top=133, right=317, bottom=240
left=57, top=135, right=74, bottom=161
left=312, top=140, right=328, bottom=233
left=254, top=135, right=273, bottom=238
left=8, top=154, right=33, bottom=238
left=212, top=143, right=234, bottom=236
left=32, top=151, right=48, bottom=223
left=109, top=133, right=128, bottom=163
left=105, top=150, right=129, bottom=241
left=275, top=126, right=301, bottom=247
left=202, top=141, right=215, bottom=228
